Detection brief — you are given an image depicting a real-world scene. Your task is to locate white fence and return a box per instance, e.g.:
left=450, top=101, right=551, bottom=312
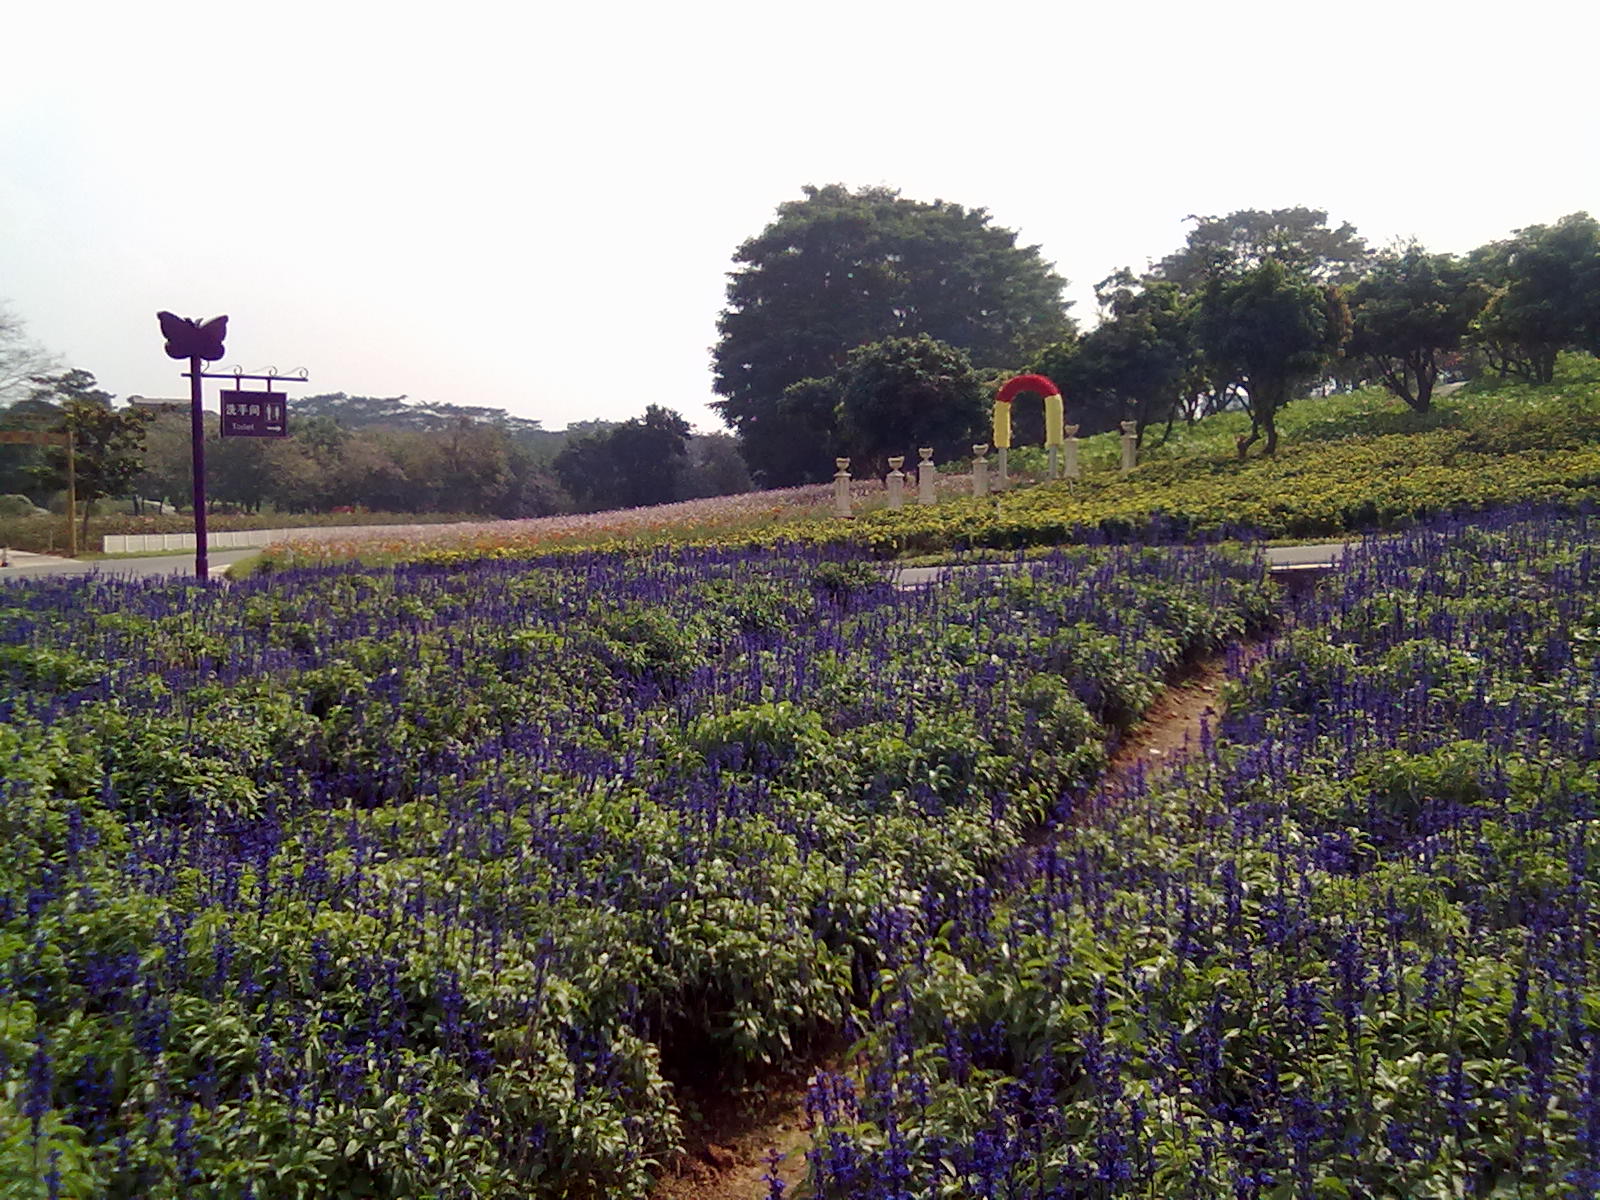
left=102, top=526, right=381, bottom=553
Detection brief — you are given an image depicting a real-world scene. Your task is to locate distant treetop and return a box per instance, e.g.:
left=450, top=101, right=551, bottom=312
left=712, top=183, right=1074, bottom=485
left=1151, top=207, right=1371, bottom=289
left=294, top=392, right=544, bottom=437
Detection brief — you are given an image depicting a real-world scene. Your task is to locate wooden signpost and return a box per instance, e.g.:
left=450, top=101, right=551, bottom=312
left=0, top=428, right=76, bottom=556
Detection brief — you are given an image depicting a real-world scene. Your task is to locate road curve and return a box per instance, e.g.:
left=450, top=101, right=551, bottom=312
left=3, top=539, right=1364, bottom=587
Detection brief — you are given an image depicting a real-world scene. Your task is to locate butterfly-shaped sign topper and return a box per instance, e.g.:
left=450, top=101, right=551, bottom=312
left=156, top=312, right=228, bottom=361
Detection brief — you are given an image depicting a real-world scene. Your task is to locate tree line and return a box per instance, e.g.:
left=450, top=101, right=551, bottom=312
left=0, top=369, right=751, bottom=531
left=3, top=191, right=1596, bottom=528
left=712, top=188, right=1600, bottom=480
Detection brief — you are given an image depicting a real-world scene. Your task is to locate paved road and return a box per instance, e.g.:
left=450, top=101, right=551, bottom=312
left=890, top=540, right=1359, bottom=587
left=5, top=540, right=1364, bottom=587
left=0, top=548, right=257, bottom=581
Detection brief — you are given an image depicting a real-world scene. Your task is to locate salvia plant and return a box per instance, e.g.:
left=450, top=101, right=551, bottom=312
left=0, top=541, right=1272, bottom=1197
left=800, top=510, right=1600, bottom=1199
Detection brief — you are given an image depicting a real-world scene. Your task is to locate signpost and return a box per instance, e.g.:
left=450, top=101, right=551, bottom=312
left=0, top=429, right=75, bottom=556
left=156, top=312, right=307, bottom=578
left=220, top=389, right=288, bottom=438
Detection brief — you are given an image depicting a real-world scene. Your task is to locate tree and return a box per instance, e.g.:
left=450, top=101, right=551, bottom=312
left=1193, top=260, right=1349, bottom=457
left=0, top=305, right=55, bottom=404
left=1152, top=207, right=1370, bottom=290
left=0, top=394, right=64, bottom=501
left=429, top=419, right=514, bottom=513
left=129, top=410, right=194, bottom=511
left=496, top=443, right=567, bottom=517
left=678, top=433, right=753, bottom=500
left=1469, top=212, right=1600, bottom=383
left=553, top=405, right=692, bottom=511
left=1020, top=340, right=1079, bottom=445
left=712, top=184, right=1074, bottom=485
left=1346, top=245, right=1487, bottom=411
left=208, top=426, right=282, bottom=513
left=1059, top=274, right=1194, bottom=441
left=833, top=336, right=985, bottom=472
left=26, top=370, right=153, bottom=543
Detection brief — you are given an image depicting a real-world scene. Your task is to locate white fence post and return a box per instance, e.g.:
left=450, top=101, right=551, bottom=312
left=886, top=456, right=905, bottom=510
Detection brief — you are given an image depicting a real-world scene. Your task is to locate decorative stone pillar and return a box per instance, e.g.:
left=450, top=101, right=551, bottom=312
left=996, top=447, right=1008, bottom=491
left=886, top=456, right=906, bottom=511
left=1120, top=421, right=1138, bottom=474
left=833, top=457, right=852, bottom=518
left=917, top=448, right=936, bottom=505
left=971, top=444, right=989, bottom=497
left=1063, top=425, right=1081, bottom=480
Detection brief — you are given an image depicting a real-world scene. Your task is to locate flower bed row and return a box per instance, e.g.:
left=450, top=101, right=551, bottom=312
left=379, top=429, right=1600, bottom=573
left=799, top=510, right=1600, bottom=1197
left=0, top=544, right=1272, bottom=1197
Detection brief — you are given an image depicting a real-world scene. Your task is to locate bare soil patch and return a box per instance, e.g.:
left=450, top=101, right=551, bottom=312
left=651, top=1053, right=825, bottom=1200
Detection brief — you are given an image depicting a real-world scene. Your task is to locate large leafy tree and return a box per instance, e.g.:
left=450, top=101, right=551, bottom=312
left=1193, top=260, right=1349, bottom=457
left=1152, top=207, right=1370, bottom=290
left=1347, top=245, right=1487, bottom=411
left=554, top=404, right=692, bottom=511
left=712, top=185, right=1073, bottom=485
left=1057, top=274, right=1193, bottom=441
left=128, top=410, right=194, bottom=511
left=1469, top=212, right=1600, bottom=383
left=831, top=335, right=985, bottom=472
left=26, top=369, right=154, bottom=542
left=208, top=423, right=283, bottom=513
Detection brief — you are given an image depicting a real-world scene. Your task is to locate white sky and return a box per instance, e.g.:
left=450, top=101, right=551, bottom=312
left=2, top=0, right=1595, bottom=431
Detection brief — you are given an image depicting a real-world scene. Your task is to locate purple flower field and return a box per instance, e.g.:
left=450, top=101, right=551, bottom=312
left=0, top=543, right=1270, bottom=1197
left=800, top=512, right=1600, bottom=1198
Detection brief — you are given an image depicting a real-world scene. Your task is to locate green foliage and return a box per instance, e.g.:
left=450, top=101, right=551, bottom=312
left=1470, top=211, right=1600, bottom=382
left=380, top=357, right=1600, bottom=570
left=798, top=519, right=1600, bottom=1197
left=554, top=405, right=693, bottom=511
left=291, top=391, right=545, bottom=439
left=1151, top=206, right=1370, bottom=289
left=1193, top=259, right=1350, bottom=456
left=1058, top=274, right=1194, bottom=437
left=808, top=558, right=888, bottom=601
left=834, top=335, right=985, bottom=470
left=23, top=370, right=154, bottom=542
left=0, top=545, right=1271, bottom=1196
left=1348, top=244, right=1488, bottom=411
left=712, top=184, right=1074, bottom=485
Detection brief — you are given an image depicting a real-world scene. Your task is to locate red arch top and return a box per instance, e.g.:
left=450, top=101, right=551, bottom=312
left=995, top=373, right=1061, bottom=404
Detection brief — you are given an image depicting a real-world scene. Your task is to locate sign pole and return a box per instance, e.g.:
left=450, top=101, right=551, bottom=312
left=188, top=354, right=208, bottom=579
left=157, top=313, right=303, bottom=577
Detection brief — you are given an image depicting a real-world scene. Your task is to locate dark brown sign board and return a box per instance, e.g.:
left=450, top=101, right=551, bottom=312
left=220, top=389, right=287, bottom=438
left=0, top=430, right=71, bottom=446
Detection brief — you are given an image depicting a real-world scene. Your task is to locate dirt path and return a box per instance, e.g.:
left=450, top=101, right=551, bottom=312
left=651, top=1054, right=820, bottom=1200
left=1090, top=652, right=1236, bottom=802
left=650, top=645, right=1258, bottom=1200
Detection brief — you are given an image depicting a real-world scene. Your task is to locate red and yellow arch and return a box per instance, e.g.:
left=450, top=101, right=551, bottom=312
left=992, top=373, right=1064, bottom=450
